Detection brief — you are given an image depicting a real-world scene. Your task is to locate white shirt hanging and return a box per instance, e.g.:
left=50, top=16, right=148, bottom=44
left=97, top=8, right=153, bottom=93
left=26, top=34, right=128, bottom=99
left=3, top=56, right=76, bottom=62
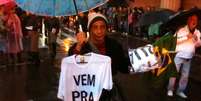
left=57, top=52, right=113, bottom=101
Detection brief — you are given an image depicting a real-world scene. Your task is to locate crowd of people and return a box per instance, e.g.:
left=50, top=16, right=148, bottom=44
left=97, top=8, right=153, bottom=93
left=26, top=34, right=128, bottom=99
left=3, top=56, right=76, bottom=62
left=0, top=4, right=151, bottom=66
left=61, top=6, right=146, bottom=35
left=0, top=4, right=61, bottom=67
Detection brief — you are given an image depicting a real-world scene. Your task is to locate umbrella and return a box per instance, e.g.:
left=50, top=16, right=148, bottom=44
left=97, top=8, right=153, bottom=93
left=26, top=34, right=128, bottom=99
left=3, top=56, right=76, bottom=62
left=0, top=0, right=13, bottom=5
left=136, top=9, right=175, bottom=27
left=161, top=7, right=201, bottom=33
left=107, top=0, right=128, bottom=7
left=15, top=0, right=108, bottom=16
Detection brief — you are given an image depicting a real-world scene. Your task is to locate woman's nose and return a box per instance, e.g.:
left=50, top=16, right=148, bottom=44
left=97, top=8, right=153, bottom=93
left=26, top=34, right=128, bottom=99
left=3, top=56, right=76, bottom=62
left=96, top=27, right=102, bottom=33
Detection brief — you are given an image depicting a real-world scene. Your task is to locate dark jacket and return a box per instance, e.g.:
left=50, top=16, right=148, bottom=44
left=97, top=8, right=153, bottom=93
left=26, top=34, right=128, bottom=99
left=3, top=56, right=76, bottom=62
left=68, top=36, right=130, bottom=75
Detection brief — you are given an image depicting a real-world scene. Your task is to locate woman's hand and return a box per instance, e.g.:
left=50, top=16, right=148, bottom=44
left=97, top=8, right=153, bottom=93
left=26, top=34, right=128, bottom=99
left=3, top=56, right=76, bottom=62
left=75, top=32, right=87, bottom=51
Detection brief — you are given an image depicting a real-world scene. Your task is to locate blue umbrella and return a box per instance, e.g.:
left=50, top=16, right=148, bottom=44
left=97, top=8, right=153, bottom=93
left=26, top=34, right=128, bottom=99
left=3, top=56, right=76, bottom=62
left=15, top=0, right=108, bottom=16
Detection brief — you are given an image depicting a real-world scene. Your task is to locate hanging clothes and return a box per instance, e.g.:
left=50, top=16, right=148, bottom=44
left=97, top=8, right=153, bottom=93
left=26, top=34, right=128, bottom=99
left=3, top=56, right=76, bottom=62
left=58, top=52, right=113, bottom=101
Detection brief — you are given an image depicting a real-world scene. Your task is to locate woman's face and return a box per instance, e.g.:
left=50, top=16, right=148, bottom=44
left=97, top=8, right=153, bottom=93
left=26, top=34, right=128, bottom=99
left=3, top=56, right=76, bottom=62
left=90, top=20, right=107, bottom=44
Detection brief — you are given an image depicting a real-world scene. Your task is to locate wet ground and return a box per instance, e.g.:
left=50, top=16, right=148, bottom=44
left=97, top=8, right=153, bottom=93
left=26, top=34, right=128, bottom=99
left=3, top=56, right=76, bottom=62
left=0, top=48, right=60, bottom=101
left=0, top=34, right=201, bottom=101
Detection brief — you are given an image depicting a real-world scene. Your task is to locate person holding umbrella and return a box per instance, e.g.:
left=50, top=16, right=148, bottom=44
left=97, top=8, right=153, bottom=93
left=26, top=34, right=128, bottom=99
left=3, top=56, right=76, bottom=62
left=167, top=14, right=201, bottom=98
left=68, top=12, right=130, bottom=100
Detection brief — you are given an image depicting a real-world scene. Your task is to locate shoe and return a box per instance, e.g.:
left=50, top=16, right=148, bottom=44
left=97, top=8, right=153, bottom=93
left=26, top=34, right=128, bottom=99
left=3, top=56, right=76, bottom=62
left=167, top=90, right=173, bottom=96
left=176, top=92, right=187, bottom=99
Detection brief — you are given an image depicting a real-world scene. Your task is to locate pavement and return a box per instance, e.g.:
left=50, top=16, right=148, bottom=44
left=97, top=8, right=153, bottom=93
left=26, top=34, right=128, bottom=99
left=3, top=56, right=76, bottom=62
left=0, top=34, right=201, bottom=101
left=0, top=48, right=60, bottom=101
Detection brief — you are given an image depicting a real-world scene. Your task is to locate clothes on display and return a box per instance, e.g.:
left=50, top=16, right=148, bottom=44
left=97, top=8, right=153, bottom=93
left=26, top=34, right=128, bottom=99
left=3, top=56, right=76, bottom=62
left=128, top=44, right=161, bottom=73
left=58, top=52, right=113, bottom=101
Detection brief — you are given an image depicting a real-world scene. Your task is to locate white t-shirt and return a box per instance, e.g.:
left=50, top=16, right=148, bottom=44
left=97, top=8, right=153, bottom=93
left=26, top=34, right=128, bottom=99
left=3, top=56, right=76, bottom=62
left=175, top=26, right=201, bottom=59
left=57, top=52, right=113, bottom=101
left=128, top=44, right=160, bottom=73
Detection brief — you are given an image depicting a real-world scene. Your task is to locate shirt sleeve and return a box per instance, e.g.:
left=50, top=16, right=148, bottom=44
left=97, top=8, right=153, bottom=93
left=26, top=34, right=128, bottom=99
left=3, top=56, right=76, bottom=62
left=194, top=30, right=201, bottom=47
left=102, top=57, right=113, bottom=90
left=57, top=59, right=66, bottom=100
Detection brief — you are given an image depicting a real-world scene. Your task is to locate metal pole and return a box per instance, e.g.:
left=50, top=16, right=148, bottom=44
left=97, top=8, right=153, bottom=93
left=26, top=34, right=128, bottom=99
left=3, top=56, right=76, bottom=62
left=73, top=0, right=79, bottom=15
left=73, top=0, right=83, bottom=32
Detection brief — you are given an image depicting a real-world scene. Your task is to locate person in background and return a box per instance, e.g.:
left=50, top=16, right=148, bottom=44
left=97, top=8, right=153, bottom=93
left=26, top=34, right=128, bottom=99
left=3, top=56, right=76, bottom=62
left=25, top=15, right=41, bottom=65
left=45, top=17, right=60, bottom=61
left=0, top=5, right=8, bottom=65
left=167, top=14, right=201, bottom=99
left=4, top=2, right=23, bottom=66
left=68, top=12, right=130, bottom=101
